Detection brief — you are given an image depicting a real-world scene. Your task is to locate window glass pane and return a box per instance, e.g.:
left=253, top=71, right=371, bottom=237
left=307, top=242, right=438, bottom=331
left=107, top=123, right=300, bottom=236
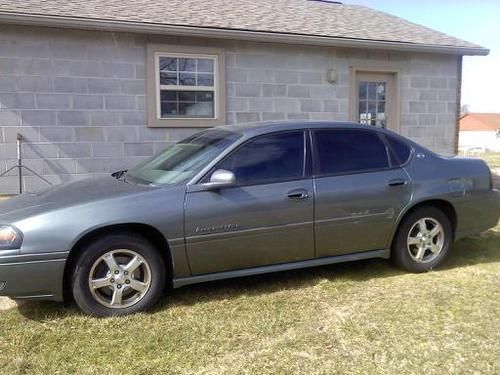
left=160, top=72, right=178, bottom=85
left=160, top=90, right=214, bottom=118
left=376, top=102, right=386, bottom=128
left=197, top=58, right=214, bottom=72
left=367, top=101, right=376, bottom=116
left=178, top=102, right=214, bottom=117
left=359, top=101, right=368, bottom=124
left=178, top=58, right=196, bottom=72
left=161, top=102, right=178, bottom=117
left=376, top=83, right=386, bottom=100
left=197, top=91, right=214, bottom=102
left=375, top=113, right=386, bottom=128
left=179, top=73, right=196, bottom=86
left=359, top=82, right=367, bottom=100
left=218, top=131, right=305, bottom=185
left=377, top=102, right=385, bottom=114
left=367, top=83, right=376, bottom=100
left=178, top=91, right=196, bottom=101
left=159, top=57, right=177, bottom=71
left=161, top=91, right=177, bottom=101
left=314, top=130, right=389, bottom=175
left=358, top=81, right=387, bottom=129
left=197, top=73, right=214, bottom=87
left=385, top=134, right=411, bottom=166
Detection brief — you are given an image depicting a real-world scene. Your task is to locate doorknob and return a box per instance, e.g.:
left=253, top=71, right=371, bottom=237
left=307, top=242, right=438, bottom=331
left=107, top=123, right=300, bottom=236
left=287, top=189, right=310, bottom=199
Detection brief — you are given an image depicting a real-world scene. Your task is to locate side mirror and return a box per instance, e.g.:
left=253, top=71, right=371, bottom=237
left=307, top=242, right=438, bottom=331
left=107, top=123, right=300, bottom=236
left=203, top=169, right=235, bottom=189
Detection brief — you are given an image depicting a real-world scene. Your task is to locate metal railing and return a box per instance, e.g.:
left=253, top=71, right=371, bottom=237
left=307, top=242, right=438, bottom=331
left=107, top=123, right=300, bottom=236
left=0, top=134, right=53, bottom=194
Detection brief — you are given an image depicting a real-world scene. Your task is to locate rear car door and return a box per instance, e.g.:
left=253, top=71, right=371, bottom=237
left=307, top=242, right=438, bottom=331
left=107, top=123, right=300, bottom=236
left=312, top=128, right=412, bottom=257
left=184, top=130, right=315, bottom=275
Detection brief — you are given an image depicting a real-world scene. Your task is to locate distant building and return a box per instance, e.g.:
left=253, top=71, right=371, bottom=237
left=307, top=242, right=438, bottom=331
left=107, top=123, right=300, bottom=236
left=459, top=113, right=500, bottom=153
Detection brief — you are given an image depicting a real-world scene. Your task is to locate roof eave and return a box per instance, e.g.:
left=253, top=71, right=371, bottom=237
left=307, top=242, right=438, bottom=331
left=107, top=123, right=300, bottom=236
left=0, top=12, right=490, bottom=56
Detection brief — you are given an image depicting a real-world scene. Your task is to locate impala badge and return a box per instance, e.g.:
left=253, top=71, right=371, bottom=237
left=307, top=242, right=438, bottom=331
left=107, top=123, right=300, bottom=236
left=195, top=223, right=240, bottom=234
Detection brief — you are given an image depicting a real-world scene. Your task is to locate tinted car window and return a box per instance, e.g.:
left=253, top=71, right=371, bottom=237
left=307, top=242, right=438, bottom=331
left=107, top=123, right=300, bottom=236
left=314, top=129, right=389, bottom=175
left=385, top=134, right=412, bottom=166
left=218, top=131, right=305, bottom=185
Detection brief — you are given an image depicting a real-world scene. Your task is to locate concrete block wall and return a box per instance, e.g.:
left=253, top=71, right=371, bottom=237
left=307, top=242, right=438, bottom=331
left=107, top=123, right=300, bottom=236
left=0, top=25, right=459, bottom=194
left=224, top=41, right=349, bottom=125
left=399, top=53, right=459, bottom=153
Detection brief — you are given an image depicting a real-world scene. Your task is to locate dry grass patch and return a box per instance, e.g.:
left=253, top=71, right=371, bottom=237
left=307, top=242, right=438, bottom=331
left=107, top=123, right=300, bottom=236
left=0, top=298, right=16, bottom=311
left=481, top=152, right=500, bottom=170
left=0, top=224, right=499, bottom=374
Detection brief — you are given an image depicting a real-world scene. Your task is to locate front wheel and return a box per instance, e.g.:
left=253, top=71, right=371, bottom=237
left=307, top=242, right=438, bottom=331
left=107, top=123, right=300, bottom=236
left=72, top=233, right=166, bottom=317
left=392, top=207, right=453, bottom=273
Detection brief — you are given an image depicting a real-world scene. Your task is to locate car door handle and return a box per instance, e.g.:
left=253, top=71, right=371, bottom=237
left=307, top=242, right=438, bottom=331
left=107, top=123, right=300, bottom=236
left=287, top=189, right=310, bottom=200
left=387, top=179, right=408, bottom=187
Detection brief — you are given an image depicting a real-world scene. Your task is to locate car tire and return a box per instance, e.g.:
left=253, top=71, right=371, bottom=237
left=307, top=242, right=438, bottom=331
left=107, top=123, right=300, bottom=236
left=72, top=233, right=166, bottom=317
left=392, top=206, right=453, bottom=273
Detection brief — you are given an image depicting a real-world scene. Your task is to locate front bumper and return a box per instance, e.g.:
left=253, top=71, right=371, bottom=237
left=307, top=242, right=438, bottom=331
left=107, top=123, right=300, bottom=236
left=0, top=251, right=68, bottom=301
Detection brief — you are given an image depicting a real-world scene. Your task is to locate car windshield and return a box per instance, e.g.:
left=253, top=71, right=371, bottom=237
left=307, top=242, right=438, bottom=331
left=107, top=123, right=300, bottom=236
left=124, top=129, right=241, bottom=186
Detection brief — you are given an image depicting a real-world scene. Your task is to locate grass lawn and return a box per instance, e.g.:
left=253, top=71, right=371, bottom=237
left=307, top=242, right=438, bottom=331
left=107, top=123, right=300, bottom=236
left=0, top=223, right=499, bottom=374
left=478, top=152, right=500, bottom=171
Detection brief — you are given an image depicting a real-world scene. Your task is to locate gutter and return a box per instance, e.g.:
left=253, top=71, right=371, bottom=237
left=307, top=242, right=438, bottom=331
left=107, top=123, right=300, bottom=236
left=0, top=12, right=490, bottom=56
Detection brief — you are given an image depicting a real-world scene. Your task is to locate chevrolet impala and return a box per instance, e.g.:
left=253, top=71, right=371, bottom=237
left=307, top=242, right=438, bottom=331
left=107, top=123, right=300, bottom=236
left=0, top=121, right=498, bottom=316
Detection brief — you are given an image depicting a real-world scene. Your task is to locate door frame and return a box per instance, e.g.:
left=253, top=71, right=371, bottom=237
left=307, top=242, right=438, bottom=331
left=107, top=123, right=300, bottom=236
left=349, top=65, right=401, bottom=133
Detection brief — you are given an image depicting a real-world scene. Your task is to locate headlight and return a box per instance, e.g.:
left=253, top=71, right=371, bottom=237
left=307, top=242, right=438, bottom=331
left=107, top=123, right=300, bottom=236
left=0, top=225, right=23, bottom=250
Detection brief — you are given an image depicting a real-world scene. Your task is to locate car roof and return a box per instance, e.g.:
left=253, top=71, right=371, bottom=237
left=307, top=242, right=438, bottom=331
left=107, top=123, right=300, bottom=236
left=220, top=120, right=390, bottom=137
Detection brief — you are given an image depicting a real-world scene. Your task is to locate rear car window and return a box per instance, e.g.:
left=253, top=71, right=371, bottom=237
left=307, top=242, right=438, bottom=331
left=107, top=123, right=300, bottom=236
left=313, top=129, right=389, bottom=175
left=385, top=134, right=412, bottom=166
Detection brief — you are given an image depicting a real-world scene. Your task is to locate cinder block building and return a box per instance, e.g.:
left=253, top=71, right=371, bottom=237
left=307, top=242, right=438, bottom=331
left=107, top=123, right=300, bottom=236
left=0, top=0, right=487, bottom=194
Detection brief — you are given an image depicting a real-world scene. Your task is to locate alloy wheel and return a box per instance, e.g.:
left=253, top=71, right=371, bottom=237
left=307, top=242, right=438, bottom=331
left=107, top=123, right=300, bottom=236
left=88, top=249, right=152, bottom=309
left=407, top=218, right=445, bottom=263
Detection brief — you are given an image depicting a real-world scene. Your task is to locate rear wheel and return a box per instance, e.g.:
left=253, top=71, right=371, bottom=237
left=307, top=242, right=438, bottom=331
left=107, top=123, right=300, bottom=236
left=72, top=233, right=165, bottom=317
left=392, top=206, right=453, bottom=272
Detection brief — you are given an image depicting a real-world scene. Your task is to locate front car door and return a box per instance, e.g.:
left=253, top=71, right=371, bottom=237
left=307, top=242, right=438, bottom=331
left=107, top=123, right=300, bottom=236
left=184, top=130, right=315, bottom=275
left=313, top=128, right=412, bottom=257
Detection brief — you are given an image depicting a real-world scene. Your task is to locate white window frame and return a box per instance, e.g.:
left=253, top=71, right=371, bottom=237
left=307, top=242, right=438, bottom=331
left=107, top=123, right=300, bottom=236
left=147, top=44, right=226, bottom=128
left=154, top=52, right=218, bottom=120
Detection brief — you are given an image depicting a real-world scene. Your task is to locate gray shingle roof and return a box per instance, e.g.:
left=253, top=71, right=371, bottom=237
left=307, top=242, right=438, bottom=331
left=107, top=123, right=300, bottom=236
left=0, top=0, right=486, bottom=53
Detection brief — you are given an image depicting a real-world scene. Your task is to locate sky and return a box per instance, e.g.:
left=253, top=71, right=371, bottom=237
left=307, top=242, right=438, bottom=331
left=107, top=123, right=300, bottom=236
left=345, top=0, right=500, bottom=113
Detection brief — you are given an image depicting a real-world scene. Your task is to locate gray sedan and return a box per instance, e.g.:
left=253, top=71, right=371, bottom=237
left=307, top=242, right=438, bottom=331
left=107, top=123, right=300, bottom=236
left=0, top=121, right=498, bottom=316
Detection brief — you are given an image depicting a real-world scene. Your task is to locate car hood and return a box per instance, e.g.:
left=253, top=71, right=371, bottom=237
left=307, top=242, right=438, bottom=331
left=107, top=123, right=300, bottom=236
left=0, top=176, right=155, bottom=223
